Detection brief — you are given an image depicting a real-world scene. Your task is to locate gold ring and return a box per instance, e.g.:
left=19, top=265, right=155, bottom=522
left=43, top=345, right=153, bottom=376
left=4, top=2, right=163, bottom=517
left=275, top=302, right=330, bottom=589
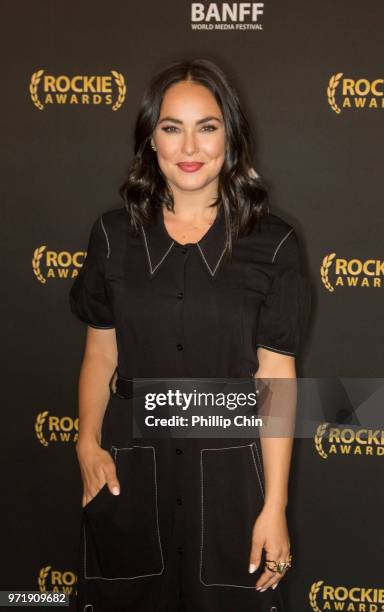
left=265, top=554, right=292, bottom=574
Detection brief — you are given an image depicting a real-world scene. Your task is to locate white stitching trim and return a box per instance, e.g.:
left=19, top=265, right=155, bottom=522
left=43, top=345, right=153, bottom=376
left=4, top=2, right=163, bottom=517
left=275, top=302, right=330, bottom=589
left=272, top=227, right=294, bottom=263
left=83, top=445, right=164, bottom=580
left=140, top=224, right=175, bottom=275
left=100, top=215, right=111, bottom=259
left=199, top=443, right=265, bottom=588
left=250, top=442, right=265, bottom=498
left=251, top=441, right=265, bottom=490
left=196, top=242, right=226, bottom=277
left=256, top=343, right=296, bottom=356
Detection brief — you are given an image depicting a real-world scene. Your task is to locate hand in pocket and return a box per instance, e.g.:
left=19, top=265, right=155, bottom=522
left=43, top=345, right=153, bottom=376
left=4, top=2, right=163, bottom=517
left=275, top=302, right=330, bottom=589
left=76, top=440, right=120, bottom=508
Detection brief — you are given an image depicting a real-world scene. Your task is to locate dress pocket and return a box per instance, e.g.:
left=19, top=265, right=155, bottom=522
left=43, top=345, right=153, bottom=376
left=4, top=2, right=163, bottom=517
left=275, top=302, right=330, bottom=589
left=200, top=442, right=265, bottom=588
left=82, top=483, right=110, bottom=512
left=83, top=445, right=164, bottom=580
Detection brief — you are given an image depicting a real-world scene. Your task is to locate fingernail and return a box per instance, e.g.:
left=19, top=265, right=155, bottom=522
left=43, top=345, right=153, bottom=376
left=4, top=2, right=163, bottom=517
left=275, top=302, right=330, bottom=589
left=259, top=587, right=267, bottom=592
left=256, top=586, right=262, bottom=590
left=249, top=564, right=257, bottom=573
left=112, top=486, right=120, bottom=495
left=272, top=583, right=278, bottom=590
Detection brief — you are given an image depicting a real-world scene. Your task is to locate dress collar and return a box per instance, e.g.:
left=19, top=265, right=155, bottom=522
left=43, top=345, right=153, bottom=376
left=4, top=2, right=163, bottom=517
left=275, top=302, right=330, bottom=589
left=137, top=204, right=227, bottom=278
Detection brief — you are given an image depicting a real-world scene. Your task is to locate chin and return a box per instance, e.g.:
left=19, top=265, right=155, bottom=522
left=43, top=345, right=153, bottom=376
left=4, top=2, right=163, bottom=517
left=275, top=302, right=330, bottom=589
left=167, top=174, right=207, bottom=189
left=178, top=179, right=210, bottom=191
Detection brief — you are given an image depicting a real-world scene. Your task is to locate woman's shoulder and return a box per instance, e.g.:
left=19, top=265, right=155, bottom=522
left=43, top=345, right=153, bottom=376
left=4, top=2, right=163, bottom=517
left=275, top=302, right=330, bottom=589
left=99, top=204, right=128, bottom=227
left=257, top=209, right=295, bottom=235
left=246, top=209, right=299, bottom=261
left=94, top=204, right=132, bottom=241
left=83, top=205, right=133, bottom=258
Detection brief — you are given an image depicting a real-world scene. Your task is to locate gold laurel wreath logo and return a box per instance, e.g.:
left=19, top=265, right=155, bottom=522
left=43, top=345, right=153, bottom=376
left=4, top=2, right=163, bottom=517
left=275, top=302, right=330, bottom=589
left=309, top=580, right=324, bottom=611
left=35, top=411, right=49, bottom=447
left=327, top=72, right=343, bottom=114
left=32, top=246, right=47, bottom=284
left=29, top=69, right=125, bottom=110
left=111, top=70, right=126, bottom=111
left=30, top=69, right=45, bottom=110
left=38, top=565, right=51, bottom=590
left=315, top=423, right=329, bottom=459
left=320, top=253, right=336, bottom=292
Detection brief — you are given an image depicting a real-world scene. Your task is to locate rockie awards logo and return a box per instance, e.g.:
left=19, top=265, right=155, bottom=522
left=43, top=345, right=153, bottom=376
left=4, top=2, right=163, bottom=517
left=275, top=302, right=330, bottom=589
left=190, top=1, right=264, bottom=30
left=320, top=254, right=383, bottom=292
left=35, top=412, right=79, bottom=446
left=29, top=69, right=126, bottom=110
left=309, top=580, right=384, bottom=611
left=32, top=244, right=86, bottom=284
left=38, top=566, right=77, bottom=596
left=314, top=423, right=384, bottom=459
left=327, top=72, right=384, bottom=114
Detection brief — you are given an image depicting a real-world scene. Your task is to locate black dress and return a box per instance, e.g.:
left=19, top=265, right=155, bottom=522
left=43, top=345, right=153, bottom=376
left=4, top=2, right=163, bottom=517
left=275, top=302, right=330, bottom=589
left=69, top=203, right=312, bottom=612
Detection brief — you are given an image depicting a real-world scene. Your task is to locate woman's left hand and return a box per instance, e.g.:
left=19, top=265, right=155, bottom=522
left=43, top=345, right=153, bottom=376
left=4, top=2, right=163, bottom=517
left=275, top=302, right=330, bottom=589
left=248, top=505, right=291, bottom=591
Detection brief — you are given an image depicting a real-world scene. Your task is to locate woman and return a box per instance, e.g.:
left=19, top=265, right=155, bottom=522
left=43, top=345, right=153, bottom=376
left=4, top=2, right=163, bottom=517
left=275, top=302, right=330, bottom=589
left=69, top=58, right=312, bottom=612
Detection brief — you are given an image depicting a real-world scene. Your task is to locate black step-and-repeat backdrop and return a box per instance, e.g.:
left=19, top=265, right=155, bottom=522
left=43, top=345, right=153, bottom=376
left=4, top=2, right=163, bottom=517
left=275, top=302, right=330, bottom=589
left=1, top=0, right=383, bottom=610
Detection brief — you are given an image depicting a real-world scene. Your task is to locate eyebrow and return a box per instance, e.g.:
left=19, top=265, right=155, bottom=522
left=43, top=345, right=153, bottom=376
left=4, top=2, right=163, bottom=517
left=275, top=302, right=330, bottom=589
left=157, top=115, right=222, bottom=125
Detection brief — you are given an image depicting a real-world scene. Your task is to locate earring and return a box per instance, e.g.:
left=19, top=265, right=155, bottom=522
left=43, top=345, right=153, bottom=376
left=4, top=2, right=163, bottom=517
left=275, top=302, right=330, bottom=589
left=151, top=140, right=157, bottom=151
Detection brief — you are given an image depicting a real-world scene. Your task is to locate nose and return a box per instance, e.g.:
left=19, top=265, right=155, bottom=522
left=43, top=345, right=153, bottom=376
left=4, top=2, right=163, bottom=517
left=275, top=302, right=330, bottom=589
left=181, top=130, right=198, bottom=156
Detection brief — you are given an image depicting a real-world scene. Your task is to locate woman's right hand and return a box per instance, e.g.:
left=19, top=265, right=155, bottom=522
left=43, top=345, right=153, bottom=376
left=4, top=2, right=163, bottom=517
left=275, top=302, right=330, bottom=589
left=75, top=438, right=120, bottom=508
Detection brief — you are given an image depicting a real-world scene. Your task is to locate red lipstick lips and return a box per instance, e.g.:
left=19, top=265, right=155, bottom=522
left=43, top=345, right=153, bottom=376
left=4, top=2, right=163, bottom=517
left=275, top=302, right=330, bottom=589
left=177, top=162, right=204, bottom=173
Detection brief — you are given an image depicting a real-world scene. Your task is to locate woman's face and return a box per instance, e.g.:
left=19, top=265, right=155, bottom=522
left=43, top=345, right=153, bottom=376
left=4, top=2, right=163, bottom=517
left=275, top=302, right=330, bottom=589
left=152, top=80, right=226, bottom=195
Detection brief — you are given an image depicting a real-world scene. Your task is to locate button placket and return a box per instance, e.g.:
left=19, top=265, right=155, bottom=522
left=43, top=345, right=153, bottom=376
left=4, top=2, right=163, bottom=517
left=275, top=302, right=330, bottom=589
left=175, top=245, right=188, bottom=362
left=173, top=246, right=188, bottom=557
left=174, top=472, right=185, bottom=555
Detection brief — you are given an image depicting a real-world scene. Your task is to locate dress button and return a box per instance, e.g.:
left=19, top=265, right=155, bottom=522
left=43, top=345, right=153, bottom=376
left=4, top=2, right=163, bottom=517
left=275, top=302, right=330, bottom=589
left=176, top=448, right=183, bottom=455
left=177, top=292, right=184, bottom=300
left=181, top=247, right=188, bottom=254
left=176, top=498, right=183, bottom=505
left=176, top=343, right=183, bottom=351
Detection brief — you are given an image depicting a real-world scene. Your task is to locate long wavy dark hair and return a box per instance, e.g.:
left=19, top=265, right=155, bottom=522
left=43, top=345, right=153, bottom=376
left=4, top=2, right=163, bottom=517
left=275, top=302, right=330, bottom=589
left=119, top=58, right=270, bottom=259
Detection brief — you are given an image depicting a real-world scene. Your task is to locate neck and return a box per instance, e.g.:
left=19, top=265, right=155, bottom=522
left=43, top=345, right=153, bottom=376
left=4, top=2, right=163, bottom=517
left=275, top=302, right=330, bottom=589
left=165, top=181, right=219, bottom=221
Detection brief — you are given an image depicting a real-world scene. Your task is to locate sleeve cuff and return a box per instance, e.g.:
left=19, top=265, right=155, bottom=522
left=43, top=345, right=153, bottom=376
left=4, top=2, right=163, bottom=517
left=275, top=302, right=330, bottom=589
left=256, top=343, right=296, bottom=357
left=87, top=323, right=116, bottom=330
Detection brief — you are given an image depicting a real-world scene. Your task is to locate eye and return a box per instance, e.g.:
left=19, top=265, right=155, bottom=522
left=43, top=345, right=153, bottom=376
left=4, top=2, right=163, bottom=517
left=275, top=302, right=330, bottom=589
left=161, top=126, right=179, bottom=133
left=201, top=124, right=218, bottom=132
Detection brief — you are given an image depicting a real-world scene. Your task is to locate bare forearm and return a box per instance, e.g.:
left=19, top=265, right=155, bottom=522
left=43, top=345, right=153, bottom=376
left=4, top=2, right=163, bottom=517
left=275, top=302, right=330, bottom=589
left=255, top=354, right=297, bottom=512
left=260, top=436, right=293, bottom=511
left=77, top=353, right=116, bottom=446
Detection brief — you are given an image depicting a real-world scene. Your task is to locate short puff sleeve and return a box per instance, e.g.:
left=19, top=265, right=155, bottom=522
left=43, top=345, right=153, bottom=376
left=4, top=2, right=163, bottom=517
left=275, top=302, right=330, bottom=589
left=256, top=227, right=312, bottom=357
left=69, top=215, right=115, bottom=329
